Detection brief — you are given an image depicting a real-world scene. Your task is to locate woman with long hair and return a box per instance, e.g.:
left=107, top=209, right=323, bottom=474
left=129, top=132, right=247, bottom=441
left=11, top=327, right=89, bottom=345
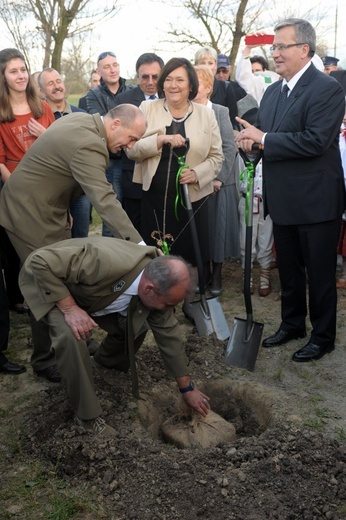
left=0, top=48, right=54, bottom=181
left=0, top=48, right=54, bottom=313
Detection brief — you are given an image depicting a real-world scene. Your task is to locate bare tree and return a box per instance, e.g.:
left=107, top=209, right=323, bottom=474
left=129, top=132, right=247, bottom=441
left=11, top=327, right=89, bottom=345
left=163, top=0, right=331, bottom=71
left=164, top=0, right=268, bottom=68
left=0, top=0, right=120, bottom=71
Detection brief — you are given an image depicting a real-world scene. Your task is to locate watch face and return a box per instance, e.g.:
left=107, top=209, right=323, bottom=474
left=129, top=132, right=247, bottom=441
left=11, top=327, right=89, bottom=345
left=180, top=381, right=194, bottom=393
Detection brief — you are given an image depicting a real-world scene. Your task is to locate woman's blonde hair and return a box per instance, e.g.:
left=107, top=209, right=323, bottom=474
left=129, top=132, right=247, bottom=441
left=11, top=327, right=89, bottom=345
left=194, top=65, right=214, bottom=99
left=194, top=47, right=217, bottom=65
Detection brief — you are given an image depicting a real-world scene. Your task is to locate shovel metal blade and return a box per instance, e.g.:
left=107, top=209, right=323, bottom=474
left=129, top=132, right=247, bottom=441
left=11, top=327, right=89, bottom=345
left=224, top=317, right=264, bottom=371
left=191, top=297, right=230, bottom=341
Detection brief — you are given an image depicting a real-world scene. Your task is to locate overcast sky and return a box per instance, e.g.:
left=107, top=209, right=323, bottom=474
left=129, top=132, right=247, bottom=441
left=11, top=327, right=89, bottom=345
left=94, top=0, right=346, bottom=77
left=0, top=0, right=344, bottom=77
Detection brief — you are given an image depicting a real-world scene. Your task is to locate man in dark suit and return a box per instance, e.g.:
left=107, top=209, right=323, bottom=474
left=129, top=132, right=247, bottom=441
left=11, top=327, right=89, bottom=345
left=236, top=18, right=345, bottom=362
left=19, top=238, right=210, bottom=436
left=114, top=53, right=164, bottom=232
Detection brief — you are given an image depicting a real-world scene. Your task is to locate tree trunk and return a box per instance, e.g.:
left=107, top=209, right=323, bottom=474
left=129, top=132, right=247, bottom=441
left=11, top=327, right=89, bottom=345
left=230, top=0, right=249, bottom=69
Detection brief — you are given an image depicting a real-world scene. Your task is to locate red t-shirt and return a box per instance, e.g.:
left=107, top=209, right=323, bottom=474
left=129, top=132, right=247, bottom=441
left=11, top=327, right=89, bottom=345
left=0, top=100, right=55, bottom=173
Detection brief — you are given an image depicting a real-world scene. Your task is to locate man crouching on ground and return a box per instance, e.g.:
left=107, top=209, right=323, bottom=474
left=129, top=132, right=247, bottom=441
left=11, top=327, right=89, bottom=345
left=19, top=237, right=210, bottom=436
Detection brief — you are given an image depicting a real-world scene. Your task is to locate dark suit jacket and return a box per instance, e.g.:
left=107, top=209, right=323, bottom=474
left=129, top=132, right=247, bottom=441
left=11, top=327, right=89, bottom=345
left=211, top=78, right=238, bottom=128
left=257, top=63, right=345, bottom=225
left=78, top=95, right=87, bottom=111
left=19, top=237, right=189, bottom=378
left=330, top=70, right=346, bottom=94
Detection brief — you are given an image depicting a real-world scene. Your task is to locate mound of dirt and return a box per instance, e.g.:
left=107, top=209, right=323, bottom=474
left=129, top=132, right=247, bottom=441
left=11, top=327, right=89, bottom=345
left=2, top=260, right=346, bottom=519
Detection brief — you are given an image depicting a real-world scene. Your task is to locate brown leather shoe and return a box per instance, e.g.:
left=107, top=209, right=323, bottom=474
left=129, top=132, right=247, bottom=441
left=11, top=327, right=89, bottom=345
left=259, top=268, right=271, bottom=297
left=259, top=284, right=271, bottom=297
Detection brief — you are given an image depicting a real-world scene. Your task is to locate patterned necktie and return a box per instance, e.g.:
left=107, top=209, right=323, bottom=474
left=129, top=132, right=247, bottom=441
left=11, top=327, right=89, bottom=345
left=148, top=94, right=157, bottom=100
left=273, top=84, right=290, bottom=125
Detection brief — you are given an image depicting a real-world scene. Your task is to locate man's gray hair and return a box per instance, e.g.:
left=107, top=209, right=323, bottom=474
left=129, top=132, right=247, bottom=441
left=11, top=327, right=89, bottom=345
left=106, top=104, right=147, bottom=128
left=143, top=255, right=192, bottom=296
left=37, top=67, right=61, bottom=88
left=275, top=18, right=316, bottom=57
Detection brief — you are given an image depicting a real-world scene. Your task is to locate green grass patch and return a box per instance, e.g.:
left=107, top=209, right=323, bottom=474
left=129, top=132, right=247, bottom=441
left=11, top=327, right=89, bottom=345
left=0, top=459, right=101, bottom=519
left=67, top=94, right=84, bottom=108
left=89, top=207, right=102, bottom=235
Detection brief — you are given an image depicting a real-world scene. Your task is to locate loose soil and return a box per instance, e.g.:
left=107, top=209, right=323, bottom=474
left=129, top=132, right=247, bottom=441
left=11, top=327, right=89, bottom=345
left=1, top=261, right=346, bottom=519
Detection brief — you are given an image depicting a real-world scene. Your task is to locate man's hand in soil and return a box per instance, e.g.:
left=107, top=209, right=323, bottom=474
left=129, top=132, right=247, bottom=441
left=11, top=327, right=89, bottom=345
left=56, top=295, right=98, bottom=340
left=183, top=389, right=210, bottom=417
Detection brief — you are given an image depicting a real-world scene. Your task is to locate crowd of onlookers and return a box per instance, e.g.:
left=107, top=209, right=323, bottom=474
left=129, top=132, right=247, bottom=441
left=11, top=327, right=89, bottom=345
left=1, top=27, right=345, bottom=378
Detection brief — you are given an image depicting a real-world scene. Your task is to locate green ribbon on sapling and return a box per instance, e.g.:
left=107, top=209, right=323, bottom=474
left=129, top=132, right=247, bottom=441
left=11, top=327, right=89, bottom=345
left=174, top=155, right=188, bottom=220
left=161, top=240, right=170, bottom=256
left=239, top=160, right=256, bottom=224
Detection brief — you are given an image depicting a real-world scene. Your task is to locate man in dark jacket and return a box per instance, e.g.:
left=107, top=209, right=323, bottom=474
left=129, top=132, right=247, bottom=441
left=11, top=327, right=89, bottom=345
left=78, top=70, right=100, bottom=111
left=86, top=52, right=133, bottom=232
left=114, top=53, right=164, bottom=232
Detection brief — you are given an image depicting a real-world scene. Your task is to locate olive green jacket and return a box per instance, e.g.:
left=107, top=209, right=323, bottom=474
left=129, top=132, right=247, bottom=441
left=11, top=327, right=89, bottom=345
left=19, top=237, right=189, bottom=378
left=0, top=113, right=141, bottom=249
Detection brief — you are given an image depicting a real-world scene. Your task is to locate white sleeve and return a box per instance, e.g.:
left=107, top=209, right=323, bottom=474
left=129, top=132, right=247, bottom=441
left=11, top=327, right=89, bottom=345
left=235, top=55, right=267, bottom=104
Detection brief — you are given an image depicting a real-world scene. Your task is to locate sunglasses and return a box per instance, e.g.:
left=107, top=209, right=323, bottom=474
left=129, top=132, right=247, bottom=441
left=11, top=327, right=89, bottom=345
left=97, top=51, right=117, bottom=62
left=139, top=74, right=159, bottom=81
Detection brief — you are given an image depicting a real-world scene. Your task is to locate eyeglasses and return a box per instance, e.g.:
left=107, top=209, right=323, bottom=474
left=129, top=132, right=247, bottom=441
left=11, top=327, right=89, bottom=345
left=97, top=51, right=117, bottom=62
left=139, top=74, right=159, bottom=81
left=270, top=43, right=307, bottom=53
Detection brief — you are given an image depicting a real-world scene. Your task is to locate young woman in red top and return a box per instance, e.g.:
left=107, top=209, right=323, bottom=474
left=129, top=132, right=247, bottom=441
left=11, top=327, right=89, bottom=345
left=0, top=48, right=54, bottom=180
left=0, top=48, right=54, bottom=315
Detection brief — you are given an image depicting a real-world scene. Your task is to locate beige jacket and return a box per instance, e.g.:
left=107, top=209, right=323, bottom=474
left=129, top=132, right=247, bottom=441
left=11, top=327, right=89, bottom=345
left=127, top=99, right=223, bottom=202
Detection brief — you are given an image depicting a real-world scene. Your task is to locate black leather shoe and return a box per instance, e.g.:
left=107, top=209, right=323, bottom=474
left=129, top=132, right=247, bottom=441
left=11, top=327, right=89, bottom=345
left=0, top=360, right=26, bottom=374
left=262, top=328, right=306, bottom=347
left=34, top=364, right=61, bottom=383
left=292, top=342, right=335, bottom=362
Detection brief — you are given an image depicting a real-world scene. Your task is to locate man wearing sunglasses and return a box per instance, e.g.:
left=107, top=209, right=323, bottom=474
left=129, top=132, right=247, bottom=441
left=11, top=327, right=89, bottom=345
left=113, top=53, right=164, bottom=232
left=236, top=18, right=345, bottom=363
left=86, top=51, right=134, bottom=234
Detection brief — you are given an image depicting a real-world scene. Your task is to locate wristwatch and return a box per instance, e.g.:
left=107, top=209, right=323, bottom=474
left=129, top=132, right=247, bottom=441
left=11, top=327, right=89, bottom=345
left=179, top=381, right=195, bottom=394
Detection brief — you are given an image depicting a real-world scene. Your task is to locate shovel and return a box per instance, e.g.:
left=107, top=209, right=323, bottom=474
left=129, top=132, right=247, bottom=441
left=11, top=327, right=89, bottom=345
left=225, top=147, right=264, bottom=371
left=182, top=182, right=230, bottom=341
